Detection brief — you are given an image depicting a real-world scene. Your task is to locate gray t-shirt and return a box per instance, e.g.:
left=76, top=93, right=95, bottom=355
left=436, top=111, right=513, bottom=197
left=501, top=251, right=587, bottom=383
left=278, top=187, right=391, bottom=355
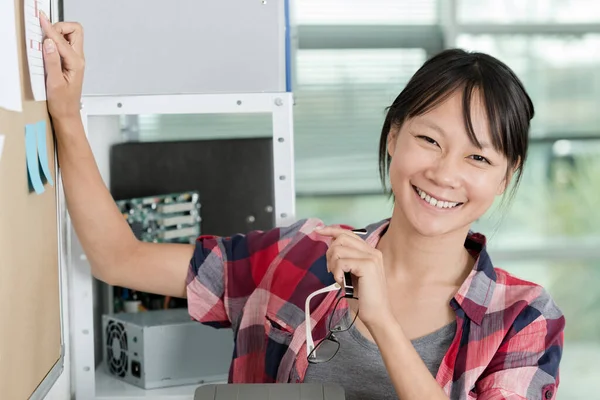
left=303, top=311, right=457, bottom=400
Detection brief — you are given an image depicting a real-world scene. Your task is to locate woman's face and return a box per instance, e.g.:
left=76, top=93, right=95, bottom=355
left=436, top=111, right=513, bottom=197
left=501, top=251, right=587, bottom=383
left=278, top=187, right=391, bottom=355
left=388, top=90, right=511, bottom=237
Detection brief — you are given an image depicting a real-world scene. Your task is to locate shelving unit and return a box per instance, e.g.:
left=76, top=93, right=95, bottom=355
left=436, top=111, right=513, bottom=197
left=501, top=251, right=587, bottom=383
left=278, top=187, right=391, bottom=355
left=60, top=1, right=296, bottom=398
left=69, top=92, right=295, bottom=399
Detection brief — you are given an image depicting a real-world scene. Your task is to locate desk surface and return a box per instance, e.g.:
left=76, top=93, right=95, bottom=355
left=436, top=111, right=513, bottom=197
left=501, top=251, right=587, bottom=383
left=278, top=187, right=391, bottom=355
left=96, top=366, right=346, bottom=400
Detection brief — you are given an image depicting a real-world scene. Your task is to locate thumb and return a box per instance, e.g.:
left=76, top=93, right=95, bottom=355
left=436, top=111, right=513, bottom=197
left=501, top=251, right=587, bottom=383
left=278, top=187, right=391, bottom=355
left=43, top=39, right=63, bottom=84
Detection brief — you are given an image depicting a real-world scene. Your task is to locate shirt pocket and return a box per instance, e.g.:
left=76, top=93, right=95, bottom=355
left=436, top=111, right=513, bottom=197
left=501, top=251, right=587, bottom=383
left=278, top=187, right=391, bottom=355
left=265, top=313, right=294, bottom=342
left=264, top=313, right=294, bottom=380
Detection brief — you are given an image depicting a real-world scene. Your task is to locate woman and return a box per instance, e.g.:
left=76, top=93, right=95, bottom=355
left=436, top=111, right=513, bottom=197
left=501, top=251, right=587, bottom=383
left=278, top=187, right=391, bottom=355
left=40, top=13, right=564, bottom=400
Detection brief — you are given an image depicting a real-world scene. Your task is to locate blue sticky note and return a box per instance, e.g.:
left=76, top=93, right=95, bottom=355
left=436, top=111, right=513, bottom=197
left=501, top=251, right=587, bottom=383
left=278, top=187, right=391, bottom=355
left=36, top=120, right=54, bottom=186
left=25, top=124, right=45, bottom=194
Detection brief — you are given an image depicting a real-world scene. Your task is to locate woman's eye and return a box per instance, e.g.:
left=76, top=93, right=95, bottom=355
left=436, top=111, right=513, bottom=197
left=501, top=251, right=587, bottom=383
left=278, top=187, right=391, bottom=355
left=419, top=136, right=439, bottom=146
left=471, top=154, right=490, bottom=164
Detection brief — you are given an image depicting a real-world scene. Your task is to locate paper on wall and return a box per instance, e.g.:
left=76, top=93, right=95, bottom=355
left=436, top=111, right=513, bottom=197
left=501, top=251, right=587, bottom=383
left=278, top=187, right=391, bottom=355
left=24, top=0, right=50, bottom=101
left=0, top=0, right=23, bottom=111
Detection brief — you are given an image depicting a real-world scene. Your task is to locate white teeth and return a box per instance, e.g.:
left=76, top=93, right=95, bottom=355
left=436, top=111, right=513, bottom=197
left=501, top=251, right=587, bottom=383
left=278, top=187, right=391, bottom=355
left=415, top=187, right=460, bottom=209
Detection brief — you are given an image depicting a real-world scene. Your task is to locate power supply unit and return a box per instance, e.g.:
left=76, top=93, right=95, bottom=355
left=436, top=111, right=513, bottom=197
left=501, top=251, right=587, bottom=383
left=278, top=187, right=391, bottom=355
left=102, top=308, right=234, bottom=389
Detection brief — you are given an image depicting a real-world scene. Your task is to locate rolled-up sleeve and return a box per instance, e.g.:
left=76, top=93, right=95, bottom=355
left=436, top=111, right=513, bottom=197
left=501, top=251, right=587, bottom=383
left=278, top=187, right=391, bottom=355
left=186, top=234, right=242, bottom=328
left=186, top=219, right=313, bottom=330
left=476, top=292, right=565, bottom=400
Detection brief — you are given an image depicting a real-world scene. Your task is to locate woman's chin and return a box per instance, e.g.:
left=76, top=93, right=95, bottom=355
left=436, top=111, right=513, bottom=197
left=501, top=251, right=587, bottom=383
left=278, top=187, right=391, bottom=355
left=403, top=211, right=469, bottom=238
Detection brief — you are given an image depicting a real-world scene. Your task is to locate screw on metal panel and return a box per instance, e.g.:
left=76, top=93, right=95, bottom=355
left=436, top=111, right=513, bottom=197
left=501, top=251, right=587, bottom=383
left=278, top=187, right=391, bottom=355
left=246, top=215, right=256, bottom=223
left=280, top=213, right=287, bottom=218
left=83, top=366, right=90, bottom=372
left=82, top=329, right=89, bottom=335
left=262, top=0, right=267, bottom=4
left=279, top=175, right=286, bottom=180
left=237, top=100, right=242, bottom=105
left=278, top=137, right=284, bottom=142
left=265, top=205, right=273, bottom=213
left=274, top=98, right=283, bottom=106
left=117, top=102, right=122, bottom=108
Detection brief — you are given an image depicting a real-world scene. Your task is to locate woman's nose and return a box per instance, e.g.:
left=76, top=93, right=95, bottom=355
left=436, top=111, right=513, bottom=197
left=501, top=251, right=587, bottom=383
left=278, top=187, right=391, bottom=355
left=424, top=155, right=462, bottom=189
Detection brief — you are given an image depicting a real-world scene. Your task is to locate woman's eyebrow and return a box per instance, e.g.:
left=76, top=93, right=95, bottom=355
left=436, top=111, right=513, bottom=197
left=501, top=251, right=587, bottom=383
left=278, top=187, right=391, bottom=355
left=416, top=119, right=447, bottom=137
left=417, top=119, right=493, bottom=150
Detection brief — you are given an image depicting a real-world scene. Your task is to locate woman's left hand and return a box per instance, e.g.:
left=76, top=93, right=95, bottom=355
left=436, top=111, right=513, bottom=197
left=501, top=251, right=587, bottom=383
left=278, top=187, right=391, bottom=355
left=316, top=226, right=393, bottom=329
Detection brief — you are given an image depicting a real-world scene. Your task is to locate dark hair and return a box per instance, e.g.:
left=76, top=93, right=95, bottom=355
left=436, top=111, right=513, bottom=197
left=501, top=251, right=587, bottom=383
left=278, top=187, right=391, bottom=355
left=378, top=48, right=534, bottom=201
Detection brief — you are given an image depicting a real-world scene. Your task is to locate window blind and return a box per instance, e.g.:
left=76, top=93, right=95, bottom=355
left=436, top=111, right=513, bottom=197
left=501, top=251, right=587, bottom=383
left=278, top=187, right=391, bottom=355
left=458, top=0, right=600, bottom=24
left=293, top=0, right=438, bottom=25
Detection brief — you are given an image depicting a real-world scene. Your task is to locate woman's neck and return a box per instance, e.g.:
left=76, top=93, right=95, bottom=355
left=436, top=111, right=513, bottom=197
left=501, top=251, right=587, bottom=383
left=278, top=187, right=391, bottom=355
left=376, top=208, right=474, bottom=285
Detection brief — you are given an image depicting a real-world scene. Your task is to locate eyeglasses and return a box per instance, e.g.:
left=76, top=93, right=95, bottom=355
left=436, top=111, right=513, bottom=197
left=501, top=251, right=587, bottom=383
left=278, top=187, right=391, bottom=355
left=305, top=273, right=359, bottom=363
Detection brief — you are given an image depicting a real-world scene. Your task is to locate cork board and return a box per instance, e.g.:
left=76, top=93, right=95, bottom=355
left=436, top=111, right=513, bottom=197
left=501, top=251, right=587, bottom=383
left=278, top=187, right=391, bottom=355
left=0, top=0, right=62, bottom=398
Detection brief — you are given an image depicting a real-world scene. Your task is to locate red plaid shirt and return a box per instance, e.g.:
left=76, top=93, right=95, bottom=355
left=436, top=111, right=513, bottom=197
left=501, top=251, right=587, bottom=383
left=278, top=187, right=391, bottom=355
left=186, top=218, right=565, bottom=399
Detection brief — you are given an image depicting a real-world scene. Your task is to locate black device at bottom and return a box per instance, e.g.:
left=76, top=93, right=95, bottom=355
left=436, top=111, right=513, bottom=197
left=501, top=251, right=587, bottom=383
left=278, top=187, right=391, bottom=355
left=194, top=383, right=346, bottom=400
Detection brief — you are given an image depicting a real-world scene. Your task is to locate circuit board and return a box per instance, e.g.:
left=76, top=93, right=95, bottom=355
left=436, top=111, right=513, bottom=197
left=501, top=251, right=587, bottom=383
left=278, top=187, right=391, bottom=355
left=116, top=191, right=201, bottom=244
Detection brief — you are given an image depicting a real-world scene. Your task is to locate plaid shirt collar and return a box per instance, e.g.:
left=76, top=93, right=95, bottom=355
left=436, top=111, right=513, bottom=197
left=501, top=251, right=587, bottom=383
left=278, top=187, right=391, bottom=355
left=362, top=218, right=496, bottom=325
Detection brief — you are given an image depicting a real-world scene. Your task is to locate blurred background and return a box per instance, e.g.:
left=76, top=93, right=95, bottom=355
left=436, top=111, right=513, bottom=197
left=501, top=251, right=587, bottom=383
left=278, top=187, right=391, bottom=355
left=126, top=1, right=599, bottom=398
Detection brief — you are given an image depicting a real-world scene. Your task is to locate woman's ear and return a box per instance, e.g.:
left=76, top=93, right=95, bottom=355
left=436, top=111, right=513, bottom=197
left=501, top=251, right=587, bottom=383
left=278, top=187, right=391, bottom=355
left=496, top=177, right=509, bottom=195
left=387, top=127, right=399, bottom=158
left=497, top=161, right=519, bottom=195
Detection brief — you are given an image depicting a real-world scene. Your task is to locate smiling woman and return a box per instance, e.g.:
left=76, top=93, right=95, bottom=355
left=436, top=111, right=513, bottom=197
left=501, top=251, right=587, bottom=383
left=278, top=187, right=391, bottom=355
left=300, top=50, right=563, bottom=400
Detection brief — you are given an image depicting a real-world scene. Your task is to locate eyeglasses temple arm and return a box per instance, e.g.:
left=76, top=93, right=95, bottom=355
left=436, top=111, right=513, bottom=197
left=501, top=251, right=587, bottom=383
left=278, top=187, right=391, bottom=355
left=305, top=282, right=340, bottom=359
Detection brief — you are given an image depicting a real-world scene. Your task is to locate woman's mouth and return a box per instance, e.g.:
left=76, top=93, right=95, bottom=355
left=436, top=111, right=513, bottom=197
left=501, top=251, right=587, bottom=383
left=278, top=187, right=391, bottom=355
left=412, top=185, right=464, bottom=209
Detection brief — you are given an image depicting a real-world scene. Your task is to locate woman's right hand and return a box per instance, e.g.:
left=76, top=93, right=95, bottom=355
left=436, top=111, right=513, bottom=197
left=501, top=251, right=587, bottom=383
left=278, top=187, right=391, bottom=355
left=39, top=12, right=85, bottom=122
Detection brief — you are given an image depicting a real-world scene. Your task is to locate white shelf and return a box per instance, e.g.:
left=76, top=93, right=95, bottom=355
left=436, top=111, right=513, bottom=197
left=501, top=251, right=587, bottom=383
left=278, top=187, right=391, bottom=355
left=95, top=365, right=220, bottom=400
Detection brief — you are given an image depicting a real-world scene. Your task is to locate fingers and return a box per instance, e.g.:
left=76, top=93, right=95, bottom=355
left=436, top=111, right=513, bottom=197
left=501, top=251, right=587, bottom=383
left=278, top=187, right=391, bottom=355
left=39, top=12, right=84, bottom=69
left=42, top=39, right=62, bottom=85
left=326, top=244, right=367, bottom=271
left=39, top=13, right=72, bottom=55
left=329, top=233, right=380, bottom=260
left=330, top=258, right=374, bottom=286
left=316, top=226, right=363, bottom=239
left=53, top=22, right=85, bottom=56
left=318, top=225, right=383, bottom=284
left=327, top=245, right=381, bottom=276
